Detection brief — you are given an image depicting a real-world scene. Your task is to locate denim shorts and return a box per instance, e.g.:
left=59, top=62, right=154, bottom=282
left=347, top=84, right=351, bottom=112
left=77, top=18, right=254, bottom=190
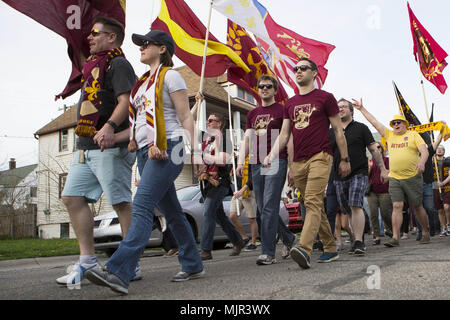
left=61, top=147, right=136, bottom=205
left=334, top=174, right=368, bottom=214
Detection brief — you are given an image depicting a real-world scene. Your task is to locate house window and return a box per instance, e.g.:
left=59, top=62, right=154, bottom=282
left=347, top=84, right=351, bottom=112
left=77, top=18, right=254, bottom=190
left=59, top=173, right=68, bottom=198
left=59, top=129, right=68, bottom=152
left=236, top=87, right=256, bottom=105
left=60, top=223, right=70, bottom=239
left=30, top=186, right=37, bottom=198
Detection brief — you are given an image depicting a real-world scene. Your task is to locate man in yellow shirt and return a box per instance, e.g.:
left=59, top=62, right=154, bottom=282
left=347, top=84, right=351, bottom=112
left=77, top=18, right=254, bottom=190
left=352, top=99, right=430, bottom=246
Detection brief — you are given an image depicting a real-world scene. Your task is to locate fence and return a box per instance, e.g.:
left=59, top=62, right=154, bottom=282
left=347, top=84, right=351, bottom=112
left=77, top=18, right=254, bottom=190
left=0, top=211, right=36, bottom=238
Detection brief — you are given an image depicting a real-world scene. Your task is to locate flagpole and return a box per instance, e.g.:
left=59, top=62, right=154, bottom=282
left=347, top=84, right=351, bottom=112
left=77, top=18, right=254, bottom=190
left=199, top=0, right=214, bottom=95
left=227, top=83, right=241, bottom=217
left=415, top=53, right=443, bottom=196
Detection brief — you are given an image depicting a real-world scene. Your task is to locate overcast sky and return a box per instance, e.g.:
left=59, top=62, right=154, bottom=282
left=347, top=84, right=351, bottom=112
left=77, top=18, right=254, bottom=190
left=0, top=0, right=449, bottom=170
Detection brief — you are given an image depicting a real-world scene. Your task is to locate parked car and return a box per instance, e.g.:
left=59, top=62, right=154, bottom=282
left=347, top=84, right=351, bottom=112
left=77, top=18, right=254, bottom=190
left=94, top=184, right=292, bottom=256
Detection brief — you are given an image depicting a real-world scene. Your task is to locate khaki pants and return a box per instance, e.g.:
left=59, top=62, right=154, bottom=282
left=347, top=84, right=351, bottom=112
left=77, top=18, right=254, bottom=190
left=291, top=152, right=337, bottom=256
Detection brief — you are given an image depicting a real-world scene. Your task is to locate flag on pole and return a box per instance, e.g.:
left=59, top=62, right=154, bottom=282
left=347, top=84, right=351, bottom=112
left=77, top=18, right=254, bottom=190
left=407, top=2, right=448, bottom=94
left=3, top=0, right=126, bottom=100
left=151, top=0, right=249, bottom=78
left=393, top=81, right=422, bottom=126
left=227, top=20, right=288, bottom=104
left=213, top=0, right=335, bottom=92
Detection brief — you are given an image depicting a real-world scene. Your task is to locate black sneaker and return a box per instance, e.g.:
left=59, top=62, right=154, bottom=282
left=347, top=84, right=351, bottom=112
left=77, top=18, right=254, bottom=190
left=353, top=240, right=366, bottom=256
left=243, top=244, right=257, bottom=252
left=348, top=242, right=356, bottom=255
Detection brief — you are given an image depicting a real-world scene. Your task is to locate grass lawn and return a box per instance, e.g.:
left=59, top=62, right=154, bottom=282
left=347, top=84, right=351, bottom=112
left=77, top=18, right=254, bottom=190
left=0, top=238, right=79, bottom=261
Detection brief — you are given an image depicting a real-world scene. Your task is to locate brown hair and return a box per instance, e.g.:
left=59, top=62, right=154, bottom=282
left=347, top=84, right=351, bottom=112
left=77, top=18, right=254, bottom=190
left=257, top=75, right=279, bottom=91
left=160, top=49, right=174, bottom=67
left=92, top=16, right=125, bottom=46
left=297, top=57, right=318, bottom=71
left=208, top=112, right=225, bottom=129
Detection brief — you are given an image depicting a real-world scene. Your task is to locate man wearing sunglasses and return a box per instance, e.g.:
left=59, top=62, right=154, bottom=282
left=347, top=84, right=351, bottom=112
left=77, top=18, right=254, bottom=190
left=264, top=58, right=350, bottom=269
left=328, top=99, right=388, bottom=255
left=237, top=75, right=297, bottom=265
left=352, top=101, right=431, bottom=247
left=57, top=16, right=137, bottom=286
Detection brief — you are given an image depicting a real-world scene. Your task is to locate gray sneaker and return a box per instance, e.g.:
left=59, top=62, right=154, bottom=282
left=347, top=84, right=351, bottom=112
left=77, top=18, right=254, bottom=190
left=256, top=254, right=276, bottom=265
left=282, top=235, right=297, bottom=259
left=171, top=269, right=205, bottom=282
left=85, top=268, right=128, bottom=295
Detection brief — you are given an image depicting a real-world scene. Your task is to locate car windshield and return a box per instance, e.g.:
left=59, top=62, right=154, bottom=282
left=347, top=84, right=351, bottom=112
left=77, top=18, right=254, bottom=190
left=177, top=185, right=200, bottom=201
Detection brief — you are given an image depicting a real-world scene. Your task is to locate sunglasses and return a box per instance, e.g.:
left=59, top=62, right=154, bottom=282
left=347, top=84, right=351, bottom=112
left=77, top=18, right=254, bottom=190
left=90, top=29, right=111, bottom=37
left=207, top=118, right=220, bottom=123
left=377, top=145, right=383, bottom=149
left=257, top=84, right=273, bottom=90
left=293, top=65, right=312, bottom=73
left=141, top=40, right=160, bottom=50
left=391, top=120, right=403, bottom=126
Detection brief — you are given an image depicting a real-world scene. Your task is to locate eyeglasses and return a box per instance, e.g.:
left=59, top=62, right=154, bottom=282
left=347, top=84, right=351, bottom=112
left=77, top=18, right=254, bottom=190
left=293, top=65, right=312, bottom=73
left=257, top=84, right=273, bottom=90
left=90, top=29, right=111, bottom=37
left=391, top=120, right=403, bottom=126
left=207, top=118, right=220, bottom=124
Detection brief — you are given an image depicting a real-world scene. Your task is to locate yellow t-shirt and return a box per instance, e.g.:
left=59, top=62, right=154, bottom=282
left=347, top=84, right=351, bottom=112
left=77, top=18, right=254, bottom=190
left=384, top=128, right=426, bottom=180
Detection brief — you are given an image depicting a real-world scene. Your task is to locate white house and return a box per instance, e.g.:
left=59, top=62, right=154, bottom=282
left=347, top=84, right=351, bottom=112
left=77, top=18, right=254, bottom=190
left=0, top=159, right=38, bottom=237
left=34, top=65, right=256, bottom=239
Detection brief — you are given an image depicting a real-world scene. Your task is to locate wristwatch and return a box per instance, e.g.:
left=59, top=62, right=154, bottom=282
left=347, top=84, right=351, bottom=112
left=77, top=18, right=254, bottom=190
left=107, top=120, right=118, bottom=130
left=341, top=156, right=350, bottom=163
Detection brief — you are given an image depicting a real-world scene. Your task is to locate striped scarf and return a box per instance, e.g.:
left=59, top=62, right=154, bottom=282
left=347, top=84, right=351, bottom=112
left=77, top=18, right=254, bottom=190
left=128, top=64, right=169, bottom=155
left=241, top=155, right=250, bottom=198
left=75, top=48, right=124, bottom=137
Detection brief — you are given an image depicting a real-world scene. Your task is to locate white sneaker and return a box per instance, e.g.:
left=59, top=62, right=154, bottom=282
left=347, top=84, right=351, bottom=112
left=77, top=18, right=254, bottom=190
left=131, top=264, right=142, bottom=281
left=56, top=261, right=99, bottom=286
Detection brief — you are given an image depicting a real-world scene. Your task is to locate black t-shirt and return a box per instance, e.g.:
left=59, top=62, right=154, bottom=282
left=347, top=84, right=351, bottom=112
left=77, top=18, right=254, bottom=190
left=421, top=132, right=437, bottom=184
left=329, top=120, right=375, bottom=181
left=200, top=130, right=233, bottom=198
left=77, top=56, right=137, bottom=150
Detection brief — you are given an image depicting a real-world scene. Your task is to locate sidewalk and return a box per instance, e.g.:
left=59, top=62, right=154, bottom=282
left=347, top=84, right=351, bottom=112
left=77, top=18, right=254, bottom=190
left=0, top=254, right=79, bottom=272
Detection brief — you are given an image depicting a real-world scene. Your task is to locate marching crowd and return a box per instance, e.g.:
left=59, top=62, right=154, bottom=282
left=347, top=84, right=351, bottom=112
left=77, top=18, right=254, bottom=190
left=55, top=16, right=450, bottom=295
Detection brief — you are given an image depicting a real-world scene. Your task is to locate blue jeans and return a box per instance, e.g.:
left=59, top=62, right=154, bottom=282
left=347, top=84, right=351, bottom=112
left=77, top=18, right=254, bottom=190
left=200, top=184, right=242, bottom=251
left=325, top=181, right=339, bottom=236
left=417, top=183, right=438, bottom=236
left=252, top=159, right=288, bottom=256
left=105, top=139, right=203, bottom=284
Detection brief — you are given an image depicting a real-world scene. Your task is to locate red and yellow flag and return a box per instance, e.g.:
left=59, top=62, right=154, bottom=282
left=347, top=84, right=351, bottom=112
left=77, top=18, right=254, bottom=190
left=151, top=0, right=249, bottom=78
left=3, top=0, right=126, bottom=100
left=227, top=20, right=288, bottom=105
left=407, top=2, right=447, bottom=94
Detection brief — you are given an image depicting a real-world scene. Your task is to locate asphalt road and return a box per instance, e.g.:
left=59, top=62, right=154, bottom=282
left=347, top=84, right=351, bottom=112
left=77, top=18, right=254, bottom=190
left=1, top=234, right=450, bottom=304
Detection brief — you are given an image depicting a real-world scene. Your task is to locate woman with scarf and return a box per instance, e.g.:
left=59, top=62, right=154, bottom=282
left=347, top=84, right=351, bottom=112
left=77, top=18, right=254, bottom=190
left=85, top=30, right=204, bottom=294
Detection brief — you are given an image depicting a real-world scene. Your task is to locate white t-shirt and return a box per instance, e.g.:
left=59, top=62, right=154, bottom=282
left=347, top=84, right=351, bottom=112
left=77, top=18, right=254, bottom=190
left=134, top=69, right=187, bottom=149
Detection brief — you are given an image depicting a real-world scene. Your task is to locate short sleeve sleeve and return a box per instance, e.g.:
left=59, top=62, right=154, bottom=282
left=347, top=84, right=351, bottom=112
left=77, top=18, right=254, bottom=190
left=164, top=69, right=187, bottom=94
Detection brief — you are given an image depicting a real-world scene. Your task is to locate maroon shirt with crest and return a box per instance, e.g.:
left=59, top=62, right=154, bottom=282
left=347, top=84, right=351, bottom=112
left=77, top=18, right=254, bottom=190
left=245, top=102, right=288, bottom=164
left=284, top=89, right=339, bottom=162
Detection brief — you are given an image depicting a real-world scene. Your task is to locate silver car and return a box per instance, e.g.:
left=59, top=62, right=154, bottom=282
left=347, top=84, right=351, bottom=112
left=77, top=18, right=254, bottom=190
left=94, top=185, right=290, bottom=256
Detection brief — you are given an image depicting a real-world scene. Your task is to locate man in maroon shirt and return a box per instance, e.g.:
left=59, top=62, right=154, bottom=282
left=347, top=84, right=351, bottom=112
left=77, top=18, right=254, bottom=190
left=237, top=75, right=297, bottom=265
left=264, top=58, right=350, bottom=269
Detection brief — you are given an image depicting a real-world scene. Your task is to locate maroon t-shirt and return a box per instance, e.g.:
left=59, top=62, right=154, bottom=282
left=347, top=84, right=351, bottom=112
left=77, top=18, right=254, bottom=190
left=245, top=102, right=288, bottom=164
left=369, top=157, right=390, bottom=194
left=284, top=89, right=339, bottom=162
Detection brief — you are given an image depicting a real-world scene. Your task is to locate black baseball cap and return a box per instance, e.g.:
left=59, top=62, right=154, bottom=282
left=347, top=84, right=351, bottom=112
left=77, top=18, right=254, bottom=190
left=132, top=30, right=175, bottom=56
